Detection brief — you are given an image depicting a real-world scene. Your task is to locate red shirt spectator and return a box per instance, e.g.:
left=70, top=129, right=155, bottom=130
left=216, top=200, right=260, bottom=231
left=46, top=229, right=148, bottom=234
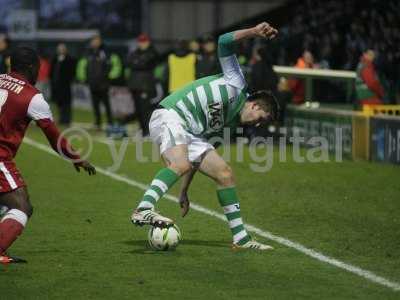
left=289, top=50, right=314, bottom=104
left=355, top=50, right=385, bottom=105
left=38, top=57, right=51, bottom=82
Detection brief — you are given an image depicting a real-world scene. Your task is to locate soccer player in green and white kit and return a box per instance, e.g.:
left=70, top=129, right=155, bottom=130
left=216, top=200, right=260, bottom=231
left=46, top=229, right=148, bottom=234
left=132, top=22, right=279, bottom=250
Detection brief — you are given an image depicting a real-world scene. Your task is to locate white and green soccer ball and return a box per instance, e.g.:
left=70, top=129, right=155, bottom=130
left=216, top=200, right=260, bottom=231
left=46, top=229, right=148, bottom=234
left=148, top=224, right=182, bottom=251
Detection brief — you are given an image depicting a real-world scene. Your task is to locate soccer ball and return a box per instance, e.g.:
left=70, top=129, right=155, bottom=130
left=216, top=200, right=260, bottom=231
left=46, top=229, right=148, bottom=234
left=148, top=224, right=182, bottom=251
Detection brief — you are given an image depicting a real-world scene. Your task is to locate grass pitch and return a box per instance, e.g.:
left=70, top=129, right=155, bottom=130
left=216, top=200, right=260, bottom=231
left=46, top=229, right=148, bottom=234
left=1, top=109, right=399, bottom=299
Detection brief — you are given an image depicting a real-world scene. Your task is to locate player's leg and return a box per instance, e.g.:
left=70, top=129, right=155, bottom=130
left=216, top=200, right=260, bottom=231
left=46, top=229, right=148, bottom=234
left=0, top=187, right=31, bottom=262
left=137, top=144, right=191, bottom=211
left=132, top=109, right=192, bottom=226
left=198, top=150, right=272, bottom=250
left=132, top=144, right=191, bottom=226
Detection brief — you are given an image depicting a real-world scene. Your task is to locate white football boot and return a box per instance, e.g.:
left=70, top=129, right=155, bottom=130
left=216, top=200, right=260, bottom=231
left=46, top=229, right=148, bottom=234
left=131, top=209, right=174, bottom=227
left=232, top=239, right=273, bottom=251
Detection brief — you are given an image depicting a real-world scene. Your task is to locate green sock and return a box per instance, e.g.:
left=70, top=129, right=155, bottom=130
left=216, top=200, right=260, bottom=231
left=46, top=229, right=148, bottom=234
left=217, top=187, right=251, bottom=245
left=137, top=168, right=180, bottom=210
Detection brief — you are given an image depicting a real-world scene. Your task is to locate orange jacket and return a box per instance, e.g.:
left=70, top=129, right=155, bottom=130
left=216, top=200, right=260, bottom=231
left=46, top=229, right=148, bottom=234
left=288, top=58, right=313, bottom=104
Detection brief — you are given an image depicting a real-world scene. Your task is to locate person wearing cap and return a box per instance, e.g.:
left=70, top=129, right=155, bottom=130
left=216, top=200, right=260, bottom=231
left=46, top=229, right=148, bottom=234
left=124, top=33, right=159, bottom=136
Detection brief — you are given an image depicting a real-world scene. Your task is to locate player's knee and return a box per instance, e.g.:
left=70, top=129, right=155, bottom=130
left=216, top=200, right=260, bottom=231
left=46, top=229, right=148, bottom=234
left=11, top=189, right=33, bottom=218
left=14, top=200, right=33, bottom=218
left=216, top=165, right=235, bottom=186
left=170, top=160, right=192, bottom=176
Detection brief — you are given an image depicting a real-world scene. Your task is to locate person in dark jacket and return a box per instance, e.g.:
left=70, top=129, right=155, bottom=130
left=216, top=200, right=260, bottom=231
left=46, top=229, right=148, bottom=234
left=196, top=35, right=220, bottom=79
left=50, top=43, right=76, bottom=126
left=76, top=35, right=123, bottom=130
left=248, top=45, right=282, bottom=138
left=88, top=35, right=113, bottom=129
left=250, top=46, right=278, bottom=94
left=124, top=33, right=159, bottom=136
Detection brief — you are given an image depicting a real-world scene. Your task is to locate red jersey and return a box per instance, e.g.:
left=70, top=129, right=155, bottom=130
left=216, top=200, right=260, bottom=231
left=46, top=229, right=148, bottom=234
left=0, top=72, right=79, bottom=162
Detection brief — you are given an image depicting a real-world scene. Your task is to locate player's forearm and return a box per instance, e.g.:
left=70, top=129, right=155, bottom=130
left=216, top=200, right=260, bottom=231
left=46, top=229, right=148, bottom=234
left=180, top=168, right=197, bottom=193
left=218, top=28, right=256, bottom=57
left=218, top=23, right=277, bottom=58
left=36, top=119, right=81, bottom=161
left=232, top=28, right=258, bottom=41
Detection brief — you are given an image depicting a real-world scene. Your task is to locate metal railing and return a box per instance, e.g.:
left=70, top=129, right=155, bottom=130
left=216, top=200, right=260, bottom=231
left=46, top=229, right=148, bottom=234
left=273, top=65, right=356, bottom=102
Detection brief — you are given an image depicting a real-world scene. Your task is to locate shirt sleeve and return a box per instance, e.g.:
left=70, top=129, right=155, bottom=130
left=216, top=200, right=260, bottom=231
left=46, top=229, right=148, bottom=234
left=218, top=32, right=246, bottom=90
left=36, top=119, right=81, bottom=161
left=28, top=93, right=80, bottom=161
left=27, top=93, right=53, bottom=121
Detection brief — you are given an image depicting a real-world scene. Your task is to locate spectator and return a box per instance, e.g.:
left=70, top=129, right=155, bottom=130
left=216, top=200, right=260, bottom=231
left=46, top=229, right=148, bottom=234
left=355, top=49, right=384, bottom=105
left=76, top=34, right=122, bottom=130
left=196, top=35, right=219, bottom=79
left=167, top=40, right=196, bottom=93
left=250, top=45, right=278, bottom=94
left=188, top=39, right=201, bottom=55
left=288, top=50, right=315, bottom=104
left=50, top=43, right=76, bottom=126
left=0, top=34, right=10, bottom=74
left=124, top=33, right=159, bottom=136
left=36, top=54, right=51, bottom=101
left=376, top=47, right=399, bottom=104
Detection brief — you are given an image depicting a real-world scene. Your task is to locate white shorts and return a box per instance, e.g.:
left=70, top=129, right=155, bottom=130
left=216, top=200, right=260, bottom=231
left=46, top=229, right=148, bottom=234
left=149, top=109, right=214, bottom=163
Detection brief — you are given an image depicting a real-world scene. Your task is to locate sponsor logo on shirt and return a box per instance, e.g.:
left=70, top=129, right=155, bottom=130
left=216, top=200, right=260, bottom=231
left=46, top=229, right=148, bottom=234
left=208, top=102, right=223, bottom=131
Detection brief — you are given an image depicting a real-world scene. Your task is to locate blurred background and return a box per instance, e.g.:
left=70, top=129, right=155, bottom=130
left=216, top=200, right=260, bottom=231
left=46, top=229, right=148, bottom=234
left=0, top=0, right=399, bottom=163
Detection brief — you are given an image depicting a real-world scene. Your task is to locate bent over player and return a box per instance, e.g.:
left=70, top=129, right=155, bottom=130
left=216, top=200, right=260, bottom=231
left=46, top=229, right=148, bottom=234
left=0, top=47, right=96, bottom=264
left=132, top=22, right=279, bottom=250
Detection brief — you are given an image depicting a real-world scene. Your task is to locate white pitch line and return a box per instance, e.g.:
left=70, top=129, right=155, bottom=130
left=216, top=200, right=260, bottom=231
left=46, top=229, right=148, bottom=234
left=23, top=137, right=400, bottom=292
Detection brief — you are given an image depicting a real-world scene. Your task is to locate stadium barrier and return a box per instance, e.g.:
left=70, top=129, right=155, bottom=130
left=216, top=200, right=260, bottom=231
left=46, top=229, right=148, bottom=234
left=362, top=105, right=400, bottom=117
left=370, top=115, right=400, bottom=164
left=273, top=66, right=356, bottom=102
left=286, top=105, right=400, bottom=164
left=285, top=105, right=354, bottom=159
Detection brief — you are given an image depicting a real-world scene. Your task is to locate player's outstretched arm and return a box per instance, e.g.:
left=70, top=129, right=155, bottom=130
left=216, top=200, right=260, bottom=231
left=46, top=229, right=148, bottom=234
left=36, top=119, right=96, bottom=176
left=218, top=22, right=278, bottom=58
left=233, top=22, right=278, bottom=41
left=27, top=94, right=96, bottom=175
left=218, top=22, right=278, bottom=90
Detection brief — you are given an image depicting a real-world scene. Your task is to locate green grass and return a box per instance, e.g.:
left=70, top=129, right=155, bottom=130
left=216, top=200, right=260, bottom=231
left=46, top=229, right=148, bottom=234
left=1, top=109, right=399, bottom=299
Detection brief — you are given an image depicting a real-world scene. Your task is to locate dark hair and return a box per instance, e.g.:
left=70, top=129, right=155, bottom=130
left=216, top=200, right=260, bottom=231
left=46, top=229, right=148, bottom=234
left=247, top=90, right=280, bottom=121
left=10, top=47, right=39, bottom=73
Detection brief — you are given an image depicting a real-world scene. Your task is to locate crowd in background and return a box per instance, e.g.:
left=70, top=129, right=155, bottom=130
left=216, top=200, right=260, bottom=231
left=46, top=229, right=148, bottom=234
left=0, top=0, right=399, bottom=135
left=273, top=0, right=400, bottom=104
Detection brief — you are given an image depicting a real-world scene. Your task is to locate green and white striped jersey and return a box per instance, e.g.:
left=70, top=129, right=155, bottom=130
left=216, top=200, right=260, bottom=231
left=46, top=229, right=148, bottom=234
left=159, top=32, right=248, bottom=138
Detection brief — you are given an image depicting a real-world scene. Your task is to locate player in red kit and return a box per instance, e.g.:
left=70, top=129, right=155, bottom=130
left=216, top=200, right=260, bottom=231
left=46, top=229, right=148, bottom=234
left=0, top=47, right=96, bottom=264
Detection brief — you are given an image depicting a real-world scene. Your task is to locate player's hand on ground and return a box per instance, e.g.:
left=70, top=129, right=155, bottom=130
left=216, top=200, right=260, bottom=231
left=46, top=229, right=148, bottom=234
left=253, top=22, right=278, bottom=40
left=179, top=192, right=190, bottom=217
left=74, top=160, right=96, bottom=175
